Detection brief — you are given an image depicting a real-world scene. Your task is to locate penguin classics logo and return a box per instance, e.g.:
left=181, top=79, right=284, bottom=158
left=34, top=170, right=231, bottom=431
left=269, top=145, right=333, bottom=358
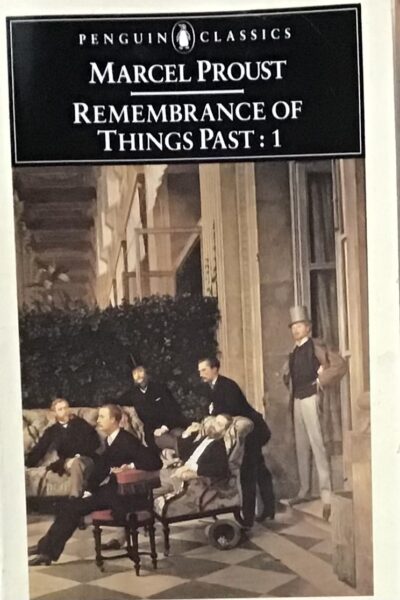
left=171, top=21, right=195, bottom=53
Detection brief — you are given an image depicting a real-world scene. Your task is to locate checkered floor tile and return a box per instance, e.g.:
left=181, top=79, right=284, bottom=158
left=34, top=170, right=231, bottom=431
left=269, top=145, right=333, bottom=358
left=27, top=510, right=356, bottom=599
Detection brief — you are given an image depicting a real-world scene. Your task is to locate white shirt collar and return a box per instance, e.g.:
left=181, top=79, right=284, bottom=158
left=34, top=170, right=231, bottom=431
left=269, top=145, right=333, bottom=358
left=107, top=428, right=120, bottom=445
left=139, top=386, right=148, bottom=394
left=296, top=336, right=310, bottom=347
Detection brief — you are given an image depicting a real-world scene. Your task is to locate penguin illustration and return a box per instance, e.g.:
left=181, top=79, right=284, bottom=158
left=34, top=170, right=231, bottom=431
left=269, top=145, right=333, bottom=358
left=176, top=23, right=191, bottom=51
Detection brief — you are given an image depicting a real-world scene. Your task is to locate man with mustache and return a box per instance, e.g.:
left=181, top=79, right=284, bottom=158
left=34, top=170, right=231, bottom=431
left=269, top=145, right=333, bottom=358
left=28, top=404, right=162, bottom=566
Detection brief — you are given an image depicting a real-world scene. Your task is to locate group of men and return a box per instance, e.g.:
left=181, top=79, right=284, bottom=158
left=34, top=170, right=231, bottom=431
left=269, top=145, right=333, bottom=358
left=27, top=304, right=346, bottom=566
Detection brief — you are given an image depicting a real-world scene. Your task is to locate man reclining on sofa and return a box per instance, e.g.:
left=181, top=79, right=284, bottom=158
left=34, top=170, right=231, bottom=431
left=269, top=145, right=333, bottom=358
left=168, top=413, right=232, bottom=481
left=25, top=397, right=101, bottom=498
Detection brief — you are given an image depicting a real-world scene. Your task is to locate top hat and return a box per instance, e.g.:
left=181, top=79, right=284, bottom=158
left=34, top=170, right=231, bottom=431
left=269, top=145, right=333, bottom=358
left=289, top=305, right=311, bottom=327
left=128, top=354, right=144, bottom=369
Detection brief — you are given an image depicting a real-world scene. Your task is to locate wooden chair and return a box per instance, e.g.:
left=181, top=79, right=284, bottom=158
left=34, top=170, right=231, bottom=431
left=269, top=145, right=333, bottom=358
left=91, top=469, right=160, bottom=575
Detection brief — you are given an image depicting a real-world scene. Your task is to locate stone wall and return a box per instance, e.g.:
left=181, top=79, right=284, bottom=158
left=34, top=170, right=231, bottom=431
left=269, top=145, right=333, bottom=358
left=255, top=161, right=298, bottom=499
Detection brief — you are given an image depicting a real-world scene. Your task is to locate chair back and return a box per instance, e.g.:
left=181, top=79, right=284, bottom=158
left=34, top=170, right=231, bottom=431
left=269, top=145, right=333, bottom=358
left=224, top=416, right=253, bottom=476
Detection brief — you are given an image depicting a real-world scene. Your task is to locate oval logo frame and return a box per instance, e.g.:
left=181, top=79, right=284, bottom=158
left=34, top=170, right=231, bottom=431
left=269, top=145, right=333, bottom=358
left=171, top=21, right=196, bottom=54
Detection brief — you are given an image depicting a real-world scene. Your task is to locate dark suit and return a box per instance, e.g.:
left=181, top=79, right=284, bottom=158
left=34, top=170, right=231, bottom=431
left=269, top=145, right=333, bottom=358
left=25, top=415, right=100, bottom=468
left=204, top=375, right=275, bottom=526
left=36, top=429, right=162, bottom=561
left=120, top=381, right=190, bottom=452
left=177, top=433, right=229, bottom=479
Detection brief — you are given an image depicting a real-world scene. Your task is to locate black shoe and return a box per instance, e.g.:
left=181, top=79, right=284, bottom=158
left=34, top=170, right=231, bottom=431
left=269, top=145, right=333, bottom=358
left=29, top=554, right=52, bottom=566
left=255, top=508, right=275, bottom=523
left=28, top=545, right=39, bottom=556
left=234, top=513, right=253, bottom=530
left=101, top=538, right=122, bottom=551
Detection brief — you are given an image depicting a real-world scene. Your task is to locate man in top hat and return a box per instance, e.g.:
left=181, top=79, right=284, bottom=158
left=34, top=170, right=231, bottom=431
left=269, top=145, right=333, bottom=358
left=119, top=365, right=190, bottom=454
left=283, top=305, right=347, bottom=520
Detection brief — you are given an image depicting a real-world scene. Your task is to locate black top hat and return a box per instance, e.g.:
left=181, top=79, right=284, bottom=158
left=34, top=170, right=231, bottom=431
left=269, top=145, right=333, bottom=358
left=128, top=354, right=145, bottom=369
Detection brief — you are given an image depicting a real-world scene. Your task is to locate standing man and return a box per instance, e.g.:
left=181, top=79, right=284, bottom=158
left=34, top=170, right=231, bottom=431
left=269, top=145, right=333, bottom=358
left=25, top=397, right=100, bottom=497
left=283, top=305, right=347, bottom=520
left=198, top=357, right=275, bottom=529
left=28, top=404, right=162, bottom=566
left=120, top=365, right=190, bottom=453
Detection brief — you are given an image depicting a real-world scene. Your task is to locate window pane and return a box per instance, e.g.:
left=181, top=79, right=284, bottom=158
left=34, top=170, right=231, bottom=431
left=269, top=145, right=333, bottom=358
left=307, top=172, right=335, bottom=264
left=310, top=269, right=339, bottom=348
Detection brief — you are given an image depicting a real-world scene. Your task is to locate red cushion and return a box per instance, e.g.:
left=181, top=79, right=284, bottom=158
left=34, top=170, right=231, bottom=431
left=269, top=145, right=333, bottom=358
left=115, top=469, right=160, bottom=484
left=91, top=509, right=113, bottom=521
left=116, top=469, right=161, bottom=496
left=91, top=509, right=152, bottom=523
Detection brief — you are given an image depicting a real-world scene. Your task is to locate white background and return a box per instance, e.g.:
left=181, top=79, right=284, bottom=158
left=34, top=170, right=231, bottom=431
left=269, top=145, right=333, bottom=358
left=0, top=1, right=399, bottom=599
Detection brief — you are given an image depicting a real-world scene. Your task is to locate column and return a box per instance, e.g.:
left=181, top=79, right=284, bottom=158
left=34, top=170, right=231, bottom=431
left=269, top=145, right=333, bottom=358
left=199, top=163, right=264, bottom=411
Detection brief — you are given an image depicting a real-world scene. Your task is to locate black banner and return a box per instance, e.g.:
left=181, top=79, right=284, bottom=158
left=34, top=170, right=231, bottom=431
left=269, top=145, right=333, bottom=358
left=7, top=6, right=364, bottom=165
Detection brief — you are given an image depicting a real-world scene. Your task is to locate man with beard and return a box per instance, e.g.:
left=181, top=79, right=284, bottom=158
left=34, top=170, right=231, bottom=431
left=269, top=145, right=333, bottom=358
left=121, top=365, right=190, bottom=453
left=170, top=413, right=232, bottom=481
left=25, top=397, right=100, bottom=498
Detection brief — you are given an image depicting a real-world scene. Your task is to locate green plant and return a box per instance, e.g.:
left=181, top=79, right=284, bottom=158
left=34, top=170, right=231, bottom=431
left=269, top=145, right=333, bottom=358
left=19, top=294, right=219, bottom=420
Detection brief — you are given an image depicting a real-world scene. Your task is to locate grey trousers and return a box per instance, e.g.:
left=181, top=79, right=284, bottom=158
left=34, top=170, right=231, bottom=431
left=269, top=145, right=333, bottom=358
left=64, top=456, right=94, bottom=498
left=294, top=394, right=331, bottom=504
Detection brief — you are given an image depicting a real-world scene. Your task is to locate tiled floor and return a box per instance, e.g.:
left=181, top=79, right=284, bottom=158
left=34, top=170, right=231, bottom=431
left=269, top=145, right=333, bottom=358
left=27, top=510, right=357, bottom=599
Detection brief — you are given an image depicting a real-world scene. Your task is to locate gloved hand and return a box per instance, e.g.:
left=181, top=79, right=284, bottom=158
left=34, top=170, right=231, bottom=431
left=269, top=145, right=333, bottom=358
left=46, top=458, right=66, bottom=476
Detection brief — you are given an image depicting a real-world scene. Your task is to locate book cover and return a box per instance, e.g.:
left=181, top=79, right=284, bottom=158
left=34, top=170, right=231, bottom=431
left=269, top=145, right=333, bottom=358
left=0, top=1, right=399, bottom=599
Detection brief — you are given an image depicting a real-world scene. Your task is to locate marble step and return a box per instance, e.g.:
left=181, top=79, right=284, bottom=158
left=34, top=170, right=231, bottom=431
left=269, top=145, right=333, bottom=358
left=279, top=498, right=331, bottom=533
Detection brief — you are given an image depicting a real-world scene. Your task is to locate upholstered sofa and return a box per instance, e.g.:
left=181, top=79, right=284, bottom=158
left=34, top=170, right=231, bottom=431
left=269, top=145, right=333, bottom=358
left=153, top=416, right=254, bottom=554
left=23, top=406, right=144, bottom=501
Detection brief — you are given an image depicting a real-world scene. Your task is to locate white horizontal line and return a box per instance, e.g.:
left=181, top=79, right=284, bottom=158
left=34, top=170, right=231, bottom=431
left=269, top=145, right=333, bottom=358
left=129, top=89, right=244, bottom=96
left=14, top=150, right=364, bottom=165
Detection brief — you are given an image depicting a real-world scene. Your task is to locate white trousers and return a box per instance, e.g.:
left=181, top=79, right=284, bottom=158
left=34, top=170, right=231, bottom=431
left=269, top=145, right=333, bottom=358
left=294, top=394, right=331, bottom=504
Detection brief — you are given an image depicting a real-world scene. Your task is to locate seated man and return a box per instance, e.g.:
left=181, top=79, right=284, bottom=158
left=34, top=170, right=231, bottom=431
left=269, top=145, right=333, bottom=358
left=119, top=365, right=190, bottom=453
left=28, top=404, right=162, bottom=566
left=171, top=413, right=232, bottom=481
left=101, top=414, right=232, bottom=552
left=25, top=397, right=100, bottom=498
